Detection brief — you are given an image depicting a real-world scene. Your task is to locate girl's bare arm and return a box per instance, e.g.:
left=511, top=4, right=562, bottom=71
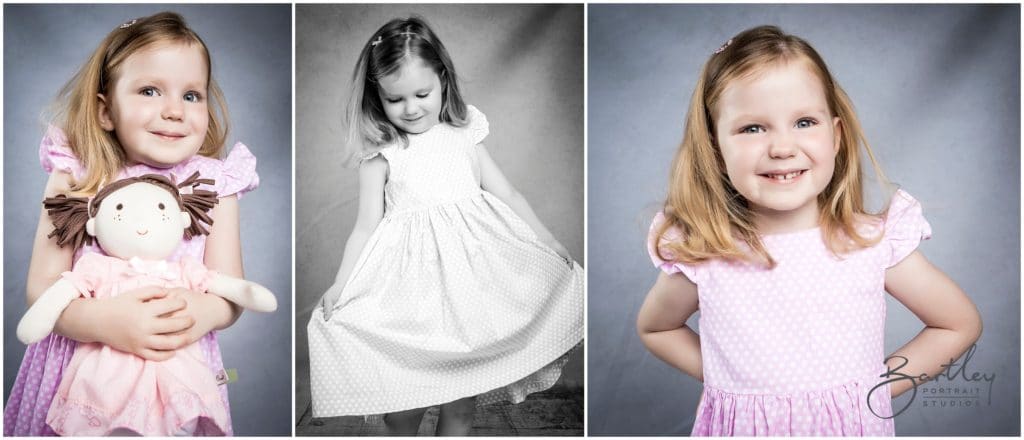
left=883, top=250, right=982, bottom=398
left=319, top=155, right=387, bottom=316
left=475, top=144, right=572, bottom=260
left=637, top=271, right=704, bottom=382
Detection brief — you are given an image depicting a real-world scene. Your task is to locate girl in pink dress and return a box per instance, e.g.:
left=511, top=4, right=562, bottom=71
left=4, top=12, right=259, bottom=436
left=637, top=25, right=983, bottom=436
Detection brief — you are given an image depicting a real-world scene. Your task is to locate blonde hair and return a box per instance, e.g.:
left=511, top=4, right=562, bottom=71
left=655, top=25, right=891, bottom=268
left=343, top=16, right=467, bottom=167
left=54, top=11, right=229, bottom=195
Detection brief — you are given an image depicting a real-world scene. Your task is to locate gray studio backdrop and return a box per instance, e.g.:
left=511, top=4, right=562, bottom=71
left=294, top=4, right=584, bottom=421
left=588, top=4, right=1019, bottom=436
left=3, top=4, right=291, bottom=436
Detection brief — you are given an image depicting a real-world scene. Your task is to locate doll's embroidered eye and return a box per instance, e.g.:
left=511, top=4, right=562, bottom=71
left=159, top=203, right=165, bottom=210
left=116, top=203, right=123, bottom=210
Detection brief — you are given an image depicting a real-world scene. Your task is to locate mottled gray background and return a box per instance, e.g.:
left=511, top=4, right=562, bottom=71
left=588, top=4, right=1019, bottom=436
left=3, top=4, right=291, bottom=436
left=294, top=3, right=584, bottom=424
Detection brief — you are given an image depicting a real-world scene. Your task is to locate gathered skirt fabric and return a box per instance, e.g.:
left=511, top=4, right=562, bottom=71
left=308, top=192, right=584, bottom=417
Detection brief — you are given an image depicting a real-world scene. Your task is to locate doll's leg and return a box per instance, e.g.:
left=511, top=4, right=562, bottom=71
left=383, top=406, right=429, bottom=435
left=436, top=396, right=476, bottom=436
left=206, top=273, right=277, bottom=312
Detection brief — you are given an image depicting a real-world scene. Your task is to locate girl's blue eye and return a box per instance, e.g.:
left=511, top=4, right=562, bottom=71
left=416, top=93, right=430, bottom=99
left=140, top=87, right=158, bottom=97
left=740, top=125, right=764, bottom=134
left=184, top=91, right=202, bottom=103
left=796, top=118, right=817, bottom=128
left=386, top=98, right=401, bottom=104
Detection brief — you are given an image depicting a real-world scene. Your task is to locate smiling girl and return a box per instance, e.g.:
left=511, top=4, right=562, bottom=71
left=637, top=25, right=982, bottom=436
left=5, top=12, right=260, bottom=436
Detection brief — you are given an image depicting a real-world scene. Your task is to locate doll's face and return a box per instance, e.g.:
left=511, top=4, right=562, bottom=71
left=86, top=182, right=191, bottom=260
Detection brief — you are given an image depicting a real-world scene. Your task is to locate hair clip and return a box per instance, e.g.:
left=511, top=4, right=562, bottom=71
left=400, top=31, right=416, bottom=37
left=371, top=36, right=383, bottom=47
left=714, top=38, right=733, bottom=55
left=119, top=19, right=137, bottom=29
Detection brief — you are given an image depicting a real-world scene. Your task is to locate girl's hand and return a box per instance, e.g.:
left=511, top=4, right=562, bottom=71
left=547, top=240, right=574, bottom=267
left=163, top=287, right=237, bottom=345
left=319, top=283, right=345, bottom=321
left=88, top=286, right=194, bottom=361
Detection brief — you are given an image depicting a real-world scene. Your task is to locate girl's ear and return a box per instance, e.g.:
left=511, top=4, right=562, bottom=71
left=180, top=211, right=192, bottom=228
left=86, top=218, right=96, bottom=237
left=832, top=116, right=842, bottom=152
left=97, top=93, right=114, bottom=131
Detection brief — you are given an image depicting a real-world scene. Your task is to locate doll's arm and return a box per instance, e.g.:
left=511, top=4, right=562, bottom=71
left=475, top=144, right=573, bottom=263
left=883, top=250, right=982, bottom=398
left=319, top=155, right=387, bottom=319
left=206, top=273, right=278, bottom=313
left=17, top=279, right=80, bottom=344
left=637, top=271, right=704, bottom=382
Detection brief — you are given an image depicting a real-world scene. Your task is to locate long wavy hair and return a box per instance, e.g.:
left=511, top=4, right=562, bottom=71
left=53, top=11, right=230, bottom=195
left=343, top=16, right=468, bottom=167
left=654, top=25, right=892, bottom=268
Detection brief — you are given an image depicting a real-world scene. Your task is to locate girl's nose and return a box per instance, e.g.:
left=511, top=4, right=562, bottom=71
left=768, top=130, right=797, bottom=159
left=161, top=98, right=184, bottom=121
left=402, top=101, right=418, bottom=116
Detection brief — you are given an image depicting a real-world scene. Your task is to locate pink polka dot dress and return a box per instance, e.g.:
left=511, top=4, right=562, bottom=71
left=648, top=190, right=931, bottom=436
left=3, top=126, right=258, bottom=436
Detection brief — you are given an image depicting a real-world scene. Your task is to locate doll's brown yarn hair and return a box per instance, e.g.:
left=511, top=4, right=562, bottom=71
left=44, top=171, right=219, bottom=251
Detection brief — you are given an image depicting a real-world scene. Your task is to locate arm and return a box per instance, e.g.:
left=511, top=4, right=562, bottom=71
left=319, top=155, right=387, bottom=317
left=164, top=195, right=246, bottom=343
left=475, top=144, right=572, bottom=261
left=637, top=271, right=704, bottom=382
left=883, top=251, right=983, bottom=398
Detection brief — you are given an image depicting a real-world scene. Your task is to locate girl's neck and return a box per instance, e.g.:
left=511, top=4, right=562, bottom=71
left=752, top=202, right=820, bottom=235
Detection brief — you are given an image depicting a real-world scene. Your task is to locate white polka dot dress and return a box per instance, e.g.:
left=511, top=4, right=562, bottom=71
left=307, top=106, right=584, bottom=417
left=648, top=190, right=931, bottom=436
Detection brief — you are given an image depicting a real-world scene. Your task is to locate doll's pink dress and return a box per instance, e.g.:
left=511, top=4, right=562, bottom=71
left=45, top=254, right=229, bottom=436
left=3, top=126, right=258, bottom=436
left=648, top=190, right=931, bottom=436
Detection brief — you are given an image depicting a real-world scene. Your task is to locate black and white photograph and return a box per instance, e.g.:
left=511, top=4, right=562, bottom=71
left=294, top=3, right=584, bottom=436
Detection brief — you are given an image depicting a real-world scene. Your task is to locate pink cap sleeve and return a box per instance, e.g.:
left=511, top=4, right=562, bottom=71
left=38, top=125, right=84, bottom=179
left=884, top=189, right=932, bottom=267
left=60, top=253, right=107, bottom=298
left=648, top=211, right=702, bottom=284
left=217, top=142, right=260, bottom=199
left=465, top=105, right=489, bottom=145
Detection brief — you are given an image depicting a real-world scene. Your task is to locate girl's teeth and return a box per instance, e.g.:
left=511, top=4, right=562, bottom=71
left=769, top=171, right=802, bottom=180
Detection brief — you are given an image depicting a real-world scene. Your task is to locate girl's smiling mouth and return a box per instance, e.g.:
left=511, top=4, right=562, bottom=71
left=150, top=130, right=186, bottom=141
left=759, top=169, right=807, bottom=183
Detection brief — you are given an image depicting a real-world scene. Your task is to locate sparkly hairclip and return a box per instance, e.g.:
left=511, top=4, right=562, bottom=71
left=714, top=38, right=733, bottom=55
left=371, top=31, right=418, bottom=48
left=119, top=19, right=137, bottom=29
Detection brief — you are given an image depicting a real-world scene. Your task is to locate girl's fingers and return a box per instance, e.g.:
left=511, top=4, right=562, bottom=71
left=146, top=296, right=188, bottom=316
left=147, top=333, right=191, bottom=351
left=139, top=348, right=176, bottom=362
left=151, top=315, right=195, bottom=334
left=128, top=286, right=169, bottom=301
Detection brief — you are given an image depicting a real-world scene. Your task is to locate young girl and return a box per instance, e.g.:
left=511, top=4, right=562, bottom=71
left=307, top=17, right=584, bottom=435
left=638, top=26, right=983, bottom=436
left=4, top=12, right=259, bottom=436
